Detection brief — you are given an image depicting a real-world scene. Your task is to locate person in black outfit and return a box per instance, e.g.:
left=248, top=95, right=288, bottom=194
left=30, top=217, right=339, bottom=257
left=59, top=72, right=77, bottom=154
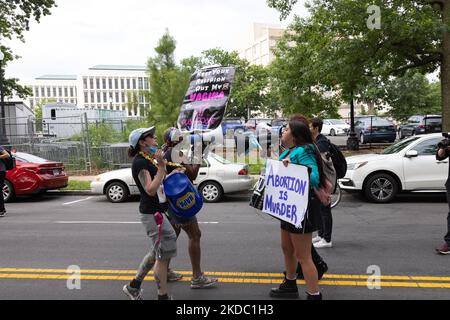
left=0, top=145, right=10, bottom=217
left=310, top=118, right=334, bottom=249
left=436, top=135, right=450, bottom=255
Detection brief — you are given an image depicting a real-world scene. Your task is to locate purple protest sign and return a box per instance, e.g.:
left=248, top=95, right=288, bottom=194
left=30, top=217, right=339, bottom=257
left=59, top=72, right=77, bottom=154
left=177, top=66, right=236, bottom=132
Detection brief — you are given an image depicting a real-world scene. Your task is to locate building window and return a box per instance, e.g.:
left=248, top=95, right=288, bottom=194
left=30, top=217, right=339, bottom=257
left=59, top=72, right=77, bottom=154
left=96, top=78, right=100, bottom=89
left=97, top=92, right=101, bottom=103
left=84, top=92, right=88, bottom=103
left=121, top=92, right=125, bottom=103
left=108, top=78, right=113, bottom=89
left=115, top=92, right=119, bottom=103
left=114, top=78, right=118, bottom=89
left=144, top=78, right=149, bottom=90
left=126, top=78, right=130, bottom=89
left=102, top=78, right=107, bottom=89
left=91, top=92, right=95, bottom=103
left=35, top=87, right=40, bottom=97
left=83, top=77, right=88, bottom=89
left=132, top=78, right=137, bottom=89
left=90, top=78, right=94, bottom=89
left=70, top=87, right=74, bottom=97
left=120, top=78, right=124, bottom=90
left=138, top=78, right=143, bottom=90
left=53, top=87, right=57, bottom=97
left=41, top=87, right=45, bottom=97
left=103, top=92, right=107, bottom=103
left=58, top=87, right=62, bottom=96
left=64, top=87, right=68, bottom=97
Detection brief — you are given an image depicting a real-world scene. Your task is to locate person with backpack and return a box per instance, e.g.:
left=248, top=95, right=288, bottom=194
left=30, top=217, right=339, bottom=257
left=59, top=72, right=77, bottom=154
left=310, top=118, right=337, bottom=249
left=0, top=146, right=11, bottom=217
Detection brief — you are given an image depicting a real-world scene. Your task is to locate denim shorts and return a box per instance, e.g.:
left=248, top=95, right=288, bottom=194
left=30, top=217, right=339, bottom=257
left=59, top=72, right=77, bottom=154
left=140, top=213, right=177, bottom=261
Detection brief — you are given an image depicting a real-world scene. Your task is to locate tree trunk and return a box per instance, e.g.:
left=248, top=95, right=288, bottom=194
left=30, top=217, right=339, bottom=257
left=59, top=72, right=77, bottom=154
left=442, top=0, right=450, bottom=132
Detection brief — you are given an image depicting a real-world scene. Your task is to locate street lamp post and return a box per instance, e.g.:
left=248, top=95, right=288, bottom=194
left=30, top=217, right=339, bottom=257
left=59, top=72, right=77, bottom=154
left=346, top=91, right=359, bottom=151
left=0, top=50, right=9, bottom=146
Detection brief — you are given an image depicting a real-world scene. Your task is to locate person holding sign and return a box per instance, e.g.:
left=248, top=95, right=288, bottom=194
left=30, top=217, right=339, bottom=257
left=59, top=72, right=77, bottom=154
left=162, top=127, right=218, bottom=289
left=269, top=119, right=329, bottom=300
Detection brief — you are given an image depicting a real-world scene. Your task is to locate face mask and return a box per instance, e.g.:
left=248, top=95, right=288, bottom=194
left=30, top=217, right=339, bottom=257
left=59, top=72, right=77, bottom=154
left=145, top=145, right=158, bottom=155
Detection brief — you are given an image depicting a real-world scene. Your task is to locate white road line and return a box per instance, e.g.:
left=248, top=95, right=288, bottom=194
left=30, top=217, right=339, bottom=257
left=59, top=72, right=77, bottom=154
left=62, top=197, right=93, bottom=206
left=55, top=221, right=220, bottom=225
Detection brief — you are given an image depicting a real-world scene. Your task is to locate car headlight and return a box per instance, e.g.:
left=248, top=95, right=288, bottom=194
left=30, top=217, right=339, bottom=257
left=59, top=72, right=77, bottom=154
left=347, top=162, right=368, bottom=171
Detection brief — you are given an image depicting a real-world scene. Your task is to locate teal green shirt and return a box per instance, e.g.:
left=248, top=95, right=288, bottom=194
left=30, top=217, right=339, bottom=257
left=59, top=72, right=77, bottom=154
left=279, top=145, right=320, bottom=189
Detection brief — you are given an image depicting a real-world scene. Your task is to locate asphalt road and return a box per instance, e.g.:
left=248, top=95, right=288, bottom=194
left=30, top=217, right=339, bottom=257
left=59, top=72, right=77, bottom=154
left=0, top=191, right=449, bottom=300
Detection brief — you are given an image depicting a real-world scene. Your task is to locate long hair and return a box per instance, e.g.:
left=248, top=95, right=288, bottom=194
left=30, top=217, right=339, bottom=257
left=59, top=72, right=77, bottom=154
left=288, top=118, right=327, bottom=188
left=128, top=146, right=139, bottom=158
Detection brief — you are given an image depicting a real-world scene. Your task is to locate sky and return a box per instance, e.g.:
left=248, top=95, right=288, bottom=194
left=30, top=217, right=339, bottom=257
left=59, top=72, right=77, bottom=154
left=4, top=0, right=308, bottom=83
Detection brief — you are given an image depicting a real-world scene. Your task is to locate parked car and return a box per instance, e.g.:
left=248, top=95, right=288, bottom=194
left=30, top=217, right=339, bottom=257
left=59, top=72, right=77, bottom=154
left=322, top=119, right=350, bottom=136
left=339, top=133, right=448, bottom=203
left=354, top=117, right=397, bottom=144
left=399, top=115, right=442, bottom=139
left=2, top=152, right=68, bottom=202
left=91, top=153, right=253, bottom=203
left=221, top=118, right=246, bottom=135
left=245, top=118, right=272, bottom=131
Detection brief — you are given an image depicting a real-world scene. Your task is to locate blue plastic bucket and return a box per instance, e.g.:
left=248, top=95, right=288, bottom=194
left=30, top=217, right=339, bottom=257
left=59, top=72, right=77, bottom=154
left=164, top=172, right=203, bottom=218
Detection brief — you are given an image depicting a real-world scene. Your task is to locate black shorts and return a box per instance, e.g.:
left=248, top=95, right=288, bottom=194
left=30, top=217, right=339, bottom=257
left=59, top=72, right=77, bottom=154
left=280, top=195, right=320, bottom=234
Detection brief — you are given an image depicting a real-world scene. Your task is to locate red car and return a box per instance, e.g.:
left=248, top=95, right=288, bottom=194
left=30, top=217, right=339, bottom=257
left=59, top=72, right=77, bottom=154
left=2, top=152, right=69, bottom=202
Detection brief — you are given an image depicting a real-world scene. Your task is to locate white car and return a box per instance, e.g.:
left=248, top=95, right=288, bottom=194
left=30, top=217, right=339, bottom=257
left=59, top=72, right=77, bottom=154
left=339, top=133, right=448, bottom=203
left=322, top=119, right=350, bottom=136
left=91, top=153, right=253, bottom=203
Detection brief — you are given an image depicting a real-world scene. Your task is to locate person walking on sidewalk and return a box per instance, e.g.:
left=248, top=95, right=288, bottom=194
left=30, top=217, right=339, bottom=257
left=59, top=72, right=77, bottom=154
left=270, top=118, right=327, bottom=300
left=161, top=127, right=218, bottom=289
left=435, top=135, right=450, bottom=255
left=0, top=146, right=10, bottom=217
left=123, top=127, right=177, bottom=300
left=310, top=118, right=334, bottom=249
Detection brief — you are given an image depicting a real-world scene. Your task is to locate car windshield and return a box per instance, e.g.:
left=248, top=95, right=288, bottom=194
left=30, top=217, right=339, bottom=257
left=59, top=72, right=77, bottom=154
left=209, top=153, right=232, bottom=164
left=381, top=137, right=421, bottom=154
left=330, top=119, right=346, bottom=125
left=224, top=119, right=242, bottom=124
left=14, top=152, right=51, bottom=163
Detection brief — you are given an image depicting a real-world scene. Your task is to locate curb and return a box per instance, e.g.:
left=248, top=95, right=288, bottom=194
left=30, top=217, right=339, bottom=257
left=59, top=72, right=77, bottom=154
left=48, top=190, right=95, bottom=196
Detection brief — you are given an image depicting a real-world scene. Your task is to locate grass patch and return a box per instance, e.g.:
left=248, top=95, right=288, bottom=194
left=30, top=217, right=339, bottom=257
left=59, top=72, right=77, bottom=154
left=62, top=180, right=91, bottom=191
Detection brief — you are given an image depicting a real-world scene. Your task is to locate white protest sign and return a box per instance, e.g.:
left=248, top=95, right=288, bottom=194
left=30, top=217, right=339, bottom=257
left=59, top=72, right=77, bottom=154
left=263, top=159, right=310, bottom=229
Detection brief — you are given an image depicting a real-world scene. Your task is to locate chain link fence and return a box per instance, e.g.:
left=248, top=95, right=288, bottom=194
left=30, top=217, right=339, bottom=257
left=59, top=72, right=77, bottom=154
left=0, top=114, right=143, bottom=174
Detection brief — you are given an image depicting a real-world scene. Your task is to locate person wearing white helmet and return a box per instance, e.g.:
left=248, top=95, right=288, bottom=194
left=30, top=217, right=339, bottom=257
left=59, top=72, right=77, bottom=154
left=122, top=127, right=177, bottom=300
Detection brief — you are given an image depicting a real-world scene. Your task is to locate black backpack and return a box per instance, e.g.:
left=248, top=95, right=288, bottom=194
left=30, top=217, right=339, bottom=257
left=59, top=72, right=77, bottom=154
left=1, top=150, right=16, bottom=171
left=328, top=142, right=347, bottom=179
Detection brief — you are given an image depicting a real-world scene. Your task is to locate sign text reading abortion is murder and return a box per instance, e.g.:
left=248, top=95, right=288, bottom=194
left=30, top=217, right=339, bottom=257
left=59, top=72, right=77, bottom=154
left=263, top=159, right=310, bottom=229
left=177, top=66, right=236, bottom=132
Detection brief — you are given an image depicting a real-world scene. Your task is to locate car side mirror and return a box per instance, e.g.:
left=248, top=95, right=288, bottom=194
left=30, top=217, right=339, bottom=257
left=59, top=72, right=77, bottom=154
left=405, top=150, right=419, bottom=158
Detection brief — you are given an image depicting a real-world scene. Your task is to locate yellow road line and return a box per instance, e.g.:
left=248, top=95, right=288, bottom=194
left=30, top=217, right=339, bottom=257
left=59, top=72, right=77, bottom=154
left=1, top=268, right=450, bottom=282
left=1, top=273, right=450, bottom=289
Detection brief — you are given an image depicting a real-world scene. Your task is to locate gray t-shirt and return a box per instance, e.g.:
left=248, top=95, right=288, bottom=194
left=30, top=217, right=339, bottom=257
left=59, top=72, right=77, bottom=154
left=0, top=146, right=6, bottom=172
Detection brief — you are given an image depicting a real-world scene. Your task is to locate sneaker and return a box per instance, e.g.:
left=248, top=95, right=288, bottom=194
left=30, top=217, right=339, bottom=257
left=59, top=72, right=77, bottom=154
left=0, top=211, right=7, bottom=218
left=270, top=278, right=299, bottom=299
left=190, top=274, right=218, bottom=289
left=122, top=284, right=143, bottom=300
left=167, top=269, right=183, bottom=282
left=436, top=243, right=450, bottom=255
left=314, top=239, right=333, bottom=249
left=312, top=236, right=323, bottom=243
left=306, top=292, right=323, bottom=301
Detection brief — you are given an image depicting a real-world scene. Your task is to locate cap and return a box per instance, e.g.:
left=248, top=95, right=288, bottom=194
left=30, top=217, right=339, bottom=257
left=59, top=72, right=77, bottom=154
left=129, top=127, right=155, bottom=149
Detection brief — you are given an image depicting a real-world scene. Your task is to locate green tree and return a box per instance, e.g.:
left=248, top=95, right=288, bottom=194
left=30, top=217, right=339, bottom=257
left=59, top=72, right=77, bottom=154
left=267, top=0, right=450, bottom=130
left=144, top=30, right=191, bottom=140
left=0, top=0, right=56, bottom=99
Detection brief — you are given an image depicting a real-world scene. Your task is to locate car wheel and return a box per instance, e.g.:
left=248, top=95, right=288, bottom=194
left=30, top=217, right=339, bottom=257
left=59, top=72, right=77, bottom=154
left=105, top=182, right=129, bottom=203
left=199, top=181, right=223, bottom=203
left=3, top=180, right=15, bottom=203
left=364, top=173, right=398, bottom=203
left=330, top=129, right=336, bottom=136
